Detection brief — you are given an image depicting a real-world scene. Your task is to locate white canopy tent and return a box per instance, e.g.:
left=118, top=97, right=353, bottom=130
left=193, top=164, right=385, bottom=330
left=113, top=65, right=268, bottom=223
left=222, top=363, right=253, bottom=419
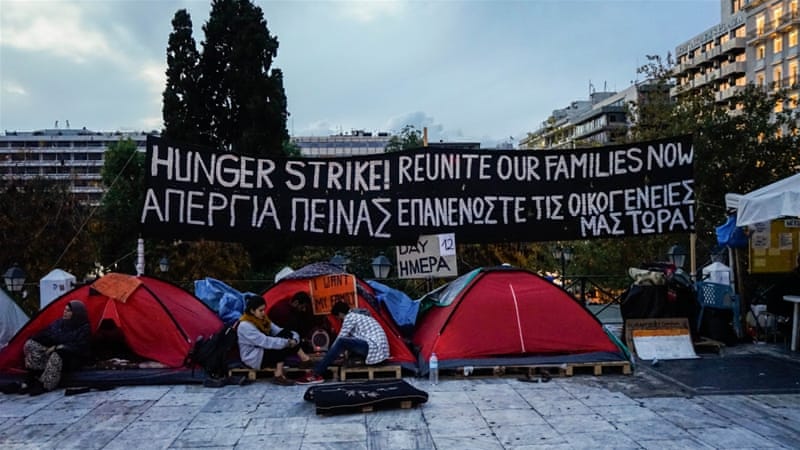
left=39, top=269, right=76, bottom=309
left=725, top=172, right=800, bottom=227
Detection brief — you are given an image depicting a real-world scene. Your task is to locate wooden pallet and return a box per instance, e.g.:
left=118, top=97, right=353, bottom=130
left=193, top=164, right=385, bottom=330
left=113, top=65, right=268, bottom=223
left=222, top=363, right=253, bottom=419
left=229, top=366, right=339, bottom=381
left=316, top=399, right=414, bottom=415
left=453, top=361, right=631, bottom=378
left=339, top=364, right=402, bottom=381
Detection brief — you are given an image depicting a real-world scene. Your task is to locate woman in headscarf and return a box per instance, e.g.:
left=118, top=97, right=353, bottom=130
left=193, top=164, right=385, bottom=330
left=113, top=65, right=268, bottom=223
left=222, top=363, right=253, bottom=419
left=21, top=300, right=91, bottom=395
left=237, top=294, right=312, bottom=386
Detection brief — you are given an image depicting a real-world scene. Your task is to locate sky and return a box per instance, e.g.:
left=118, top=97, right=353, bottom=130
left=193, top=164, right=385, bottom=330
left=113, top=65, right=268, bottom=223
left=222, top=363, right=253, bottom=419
left=0, top=0, right=722, bottom=148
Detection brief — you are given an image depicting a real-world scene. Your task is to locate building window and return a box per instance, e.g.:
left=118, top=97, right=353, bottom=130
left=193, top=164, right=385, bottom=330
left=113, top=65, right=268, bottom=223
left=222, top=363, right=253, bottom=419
left=757, top=45, right=766, bottom=59
left=774, top=67, right=783, bottom=89
left=731, top=0, right=744, bottom=14
left=774, top=36, right=783, bottom=54
left=773, top=5, right=783, bottom=28
left=790, top=29, right=798, bottom=47
left=790, top=93, right=799, bottom=109
left=757, top=72, right=766, bottom=86
left=790, top=61, right=799, bottom=86
left=757, top=15, right=765, bottom=35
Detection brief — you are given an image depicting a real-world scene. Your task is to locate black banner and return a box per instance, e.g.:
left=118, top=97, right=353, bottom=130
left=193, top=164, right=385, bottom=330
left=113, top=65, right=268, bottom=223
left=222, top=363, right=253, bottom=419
left=140, top=135, right=694, bottom=245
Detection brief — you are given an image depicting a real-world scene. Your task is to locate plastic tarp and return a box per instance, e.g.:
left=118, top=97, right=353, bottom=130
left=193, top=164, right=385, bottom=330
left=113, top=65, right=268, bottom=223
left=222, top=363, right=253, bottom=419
left=715, top=215, right=749, bottom=248
left=725, top=172, right=800, bottom=227
left=194, top=277, right=255, bottom=326
left=0, top=289, right=28, bottom=349
left=365, top=280, right=420, bottom=335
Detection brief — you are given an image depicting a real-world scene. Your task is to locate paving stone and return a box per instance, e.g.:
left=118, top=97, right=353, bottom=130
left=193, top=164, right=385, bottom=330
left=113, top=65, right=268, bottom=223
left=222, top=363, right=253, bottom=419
left=490, top=423, right=566, bottom=448
left=366, top=429, right=434, bottom=450
left=687, top=424, right=786, bottom=448
left=544, top=413, right=616, bottom=434
left=187, top=411, right=251, bottom=429
left=364, top=409, right=427, bottom=431
left=243, top=416, right=308, bottom=435
left=234, top=433, right=302, bottom=450
left=170, top=426, right=244, bottom=448
left=589, top=404, right=661, bottom=422
left=638, top=437, right=715, bottom=450
left=480, top=407, right=547, bottom=427
left=299, top=441, right=367, bottom=450
left=48, top=428, right=119, bottom=449
left=20, top=406, right=92, bottom=425
left=302, top=422, right=367, bottom=443
left=561, top=430, right=640, bottom=449
left=430, top=434, right=506, bottom=450
left=615, top=418, right=695, bottom=441
left=531, top=399, right=594, bottom=416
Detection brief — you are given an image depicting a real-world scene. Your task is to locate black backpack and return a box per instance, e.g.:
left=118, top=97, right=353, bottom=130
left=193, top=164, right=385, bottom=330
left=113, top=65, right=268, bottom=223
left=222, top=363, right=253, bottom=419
left=185, top=324, right=239, bottom=379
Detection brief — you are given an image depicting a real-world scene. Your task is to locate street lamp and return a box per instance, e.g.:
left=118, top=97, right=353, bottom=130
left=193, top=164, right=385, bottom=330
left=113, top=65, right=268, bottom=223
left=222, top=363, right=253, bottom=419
left=159, top=256, right=170, bottom=273
left=667, top=244, right=687, bottom=269
left=551, top=246, right=574, bottom=285
left=329, top=253, right=350, bottom=272
left=3, top=263, right=26, bottom=293
left=371, top=253, right=391, bottom=279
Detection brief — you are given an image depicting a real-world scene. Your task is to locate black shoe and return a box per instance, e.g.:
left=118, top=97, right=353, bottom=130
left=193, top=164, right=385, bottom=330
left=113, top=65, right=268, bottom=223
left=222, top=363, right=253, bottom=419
left=27, top=383, right=45, bottom=396
left=64, top=387, right=91, bottom=396
left=0, top=381, right=23, bottom=394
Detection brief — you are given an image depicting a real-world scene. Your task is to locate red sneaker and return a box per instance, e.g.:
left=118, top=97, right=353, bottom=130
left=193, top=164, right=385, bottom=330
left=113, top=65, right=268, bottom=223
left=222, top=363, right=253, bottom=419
left=296, top=372, right=324, bottom=385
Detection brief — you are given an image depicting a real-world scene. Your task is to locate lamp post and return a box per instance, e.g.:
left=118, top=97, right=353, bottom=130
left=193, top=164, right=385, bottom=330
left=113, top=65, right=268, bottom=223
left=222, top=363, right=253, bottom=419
left=667, top=244, right=687, bottom=269
left=159, top=256, right=170, bottom=273
left=329, top=253, right=350, bottom=272
left=3, top=263, right=26, bottom=294
left=551, top=246, right=574, bottom=285
left=371, top=254, right=392, bottom=279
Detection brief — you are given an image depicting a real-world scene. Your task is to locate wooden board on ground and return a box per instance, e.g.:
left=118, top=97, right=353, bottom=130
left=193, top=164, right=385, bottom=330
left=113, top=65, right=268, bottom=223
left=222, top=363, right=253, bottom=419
left=229, top=366, right=339, bottom=381
left=625, top=318, right=698, bottom=360
left=452, top=361, right=631, bottom=378
left=339, top=364, right=402, bottom=381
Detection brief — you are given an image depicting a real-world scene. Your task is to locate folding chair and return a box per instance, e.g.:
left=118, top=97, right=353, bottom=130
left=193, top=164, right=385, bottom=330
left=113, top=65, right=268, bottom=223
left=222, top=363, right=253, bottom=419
left=695, top=281, right=742, bottom=339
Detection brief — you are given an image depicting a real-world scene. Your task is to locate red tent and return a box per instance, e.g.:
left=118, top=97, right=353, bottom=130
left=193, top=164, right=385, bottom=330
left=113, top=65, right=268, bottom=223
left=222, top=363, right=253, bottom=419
left=261, top=263, right=417, bottom=370
left=413, top=266, right=627, bottom=374
left=0, top=273, right=223, bottom=372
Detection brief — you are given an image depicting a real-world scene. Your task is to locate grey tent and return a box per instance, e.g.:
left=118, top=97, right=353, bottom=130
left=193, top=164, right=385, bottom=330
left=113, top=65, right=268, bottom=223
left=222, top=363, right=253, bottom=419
left=0, top=289, right=28, bottom=349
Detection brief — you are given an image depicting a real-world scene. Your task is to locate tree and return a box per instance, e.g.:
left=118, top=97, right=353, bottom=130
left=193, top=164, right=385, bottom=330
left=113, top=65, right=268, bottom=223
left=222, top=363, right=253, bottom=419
left=162, top=9, right=207, bottom=145
left=630, top=54, right=800, bottom=266
left=94, top=139, right=146, bottom=273
left=385, top=125, right=423, bottom=152
left=0, top=179, right=97, bottom=314
left=199, top=0, right=289, bottom=158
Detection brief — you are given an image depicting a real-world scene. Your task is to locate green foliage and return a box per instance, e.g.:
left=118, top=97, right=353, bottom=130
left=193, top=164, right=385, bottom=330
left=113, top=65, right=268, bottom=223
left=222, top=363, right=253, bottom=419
left=95, top=138, right=146, bottom=273
left=199, top=0, right=289, bottom=157
left=162, top=9, right=208, bottom=145
left=385, top=125, right=423, bottom=152
left=0, top=178, right=96, bottom=313
left=630, top=53, right=800, bottom=267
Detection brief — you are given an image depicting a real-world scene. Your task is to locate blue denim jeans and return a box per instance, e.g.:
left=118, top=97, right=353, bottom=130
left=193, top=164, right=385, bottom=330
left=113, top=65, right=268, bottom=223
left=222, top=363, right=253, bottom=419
left=313, top=336, right=368, bottom=376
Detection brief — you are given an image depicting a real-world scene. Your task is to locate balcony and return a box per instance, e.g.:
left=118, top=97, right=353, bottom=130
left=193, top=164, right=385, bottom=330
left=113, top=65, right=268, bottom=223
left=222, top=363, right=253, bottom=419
left=721, top=61, right=747, bottom=77
left=715, top=85, right=745, bottom=102
left=721, top=37, right=746, bottom=54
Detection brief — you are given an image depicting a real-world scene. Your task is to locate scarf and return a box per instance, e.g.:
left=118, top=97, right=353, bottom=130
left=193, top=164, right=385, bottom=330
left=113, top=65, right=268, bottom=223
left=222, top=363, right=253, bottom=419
left=239, top=312, right=272, bottom=335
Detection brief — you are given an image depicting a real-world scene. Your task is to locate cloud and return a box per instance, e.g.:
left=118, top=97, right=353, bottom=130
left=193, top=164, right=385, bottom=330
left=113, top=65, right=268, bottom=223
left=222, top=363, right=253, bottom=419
left=337, top=1, right=405, bottom=23
left=2, top=80, right=27, bottom=96
left=0, top=1, right=113, bottom=64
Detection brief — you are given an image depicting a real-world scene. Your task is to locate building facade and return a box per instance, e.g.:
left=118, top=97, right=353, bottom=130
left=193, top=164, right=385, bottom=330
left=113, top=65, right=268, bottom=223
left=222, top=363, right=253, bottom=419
left=521, top=84, right=658, bottom=150
left=291, top=130, right=392, bottom=158
left=0, top=128, right=151, bottom=205
left=672, top=0, right=798, bottom=109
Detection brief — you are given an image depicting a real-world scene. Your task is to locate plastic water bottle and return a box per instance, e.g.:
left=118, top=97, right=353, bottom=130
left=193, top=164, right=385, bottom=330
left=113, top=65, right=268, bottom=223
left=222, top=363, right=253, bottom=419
left=429, top=353, right=439, bottom=385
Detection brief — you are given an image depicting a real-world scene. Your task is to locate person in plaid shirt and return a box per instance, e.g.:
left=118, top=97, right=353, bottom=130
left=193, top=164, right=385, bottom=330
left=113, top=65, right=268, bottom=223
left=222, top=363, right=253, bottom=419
left=297, top=301, right=389, bottom=384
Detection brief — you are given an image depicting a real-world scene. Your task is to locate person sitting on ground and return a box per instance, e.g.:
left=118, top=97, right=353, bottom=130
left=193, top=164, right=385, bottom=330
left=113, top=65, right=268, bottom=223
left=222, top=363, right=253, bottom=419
left=297, top=301, right=389, bottom=385
left=268, top=291, right=316, bottom=352
left=237, top=294, right=313, bottom=386
left=4, top=300, right=91, bottom=395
